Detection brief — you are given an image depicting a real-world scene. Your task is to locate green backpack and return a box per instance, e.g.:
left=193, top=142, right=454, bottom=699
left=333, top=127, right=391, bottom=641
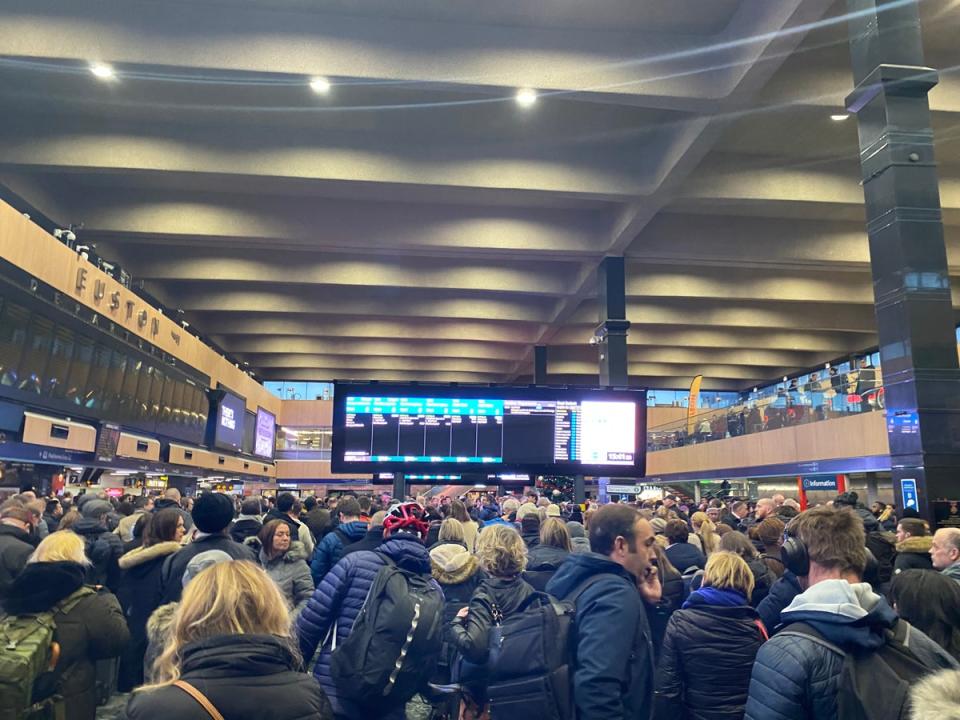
left=0, top=587, right=95, bottom=720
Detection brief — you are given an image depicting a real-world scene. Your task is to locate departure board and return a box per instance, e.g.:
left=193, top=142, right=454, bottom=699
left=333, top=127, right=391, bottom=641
left=332, top=382, right=646, bottom=476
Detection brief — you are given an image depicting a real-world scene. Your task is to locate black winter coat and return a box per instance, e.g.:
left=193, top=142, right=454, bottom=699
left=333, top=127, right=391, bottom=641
left=115, top=542, right=181, bottom=691
left=648, top=565, right=685, bottom=661
left=124, top=634, right=333, bottom=720
left=159, top=533, right=256, bottom=604
left=341, top=525, right=386, bottom=557
left=746, top=557, right=776, bottom=607
left=654, top=598, right=766, bottom=720
left=665, top=543, right=706, bottom=573
left=0, top=523, right=34, bottom=593
left=449, top=575, right=536, bottom=664
left=72, top=518, right=125, bottom=590
left=755, top=570, right=802, bottom=633
left=229, top=517, right=262, bottom=545
left=894, top=535, right=934, bottom=575
left=523, top=544, right=570, bottom=592
left=3, top=561, right=129, bottom=720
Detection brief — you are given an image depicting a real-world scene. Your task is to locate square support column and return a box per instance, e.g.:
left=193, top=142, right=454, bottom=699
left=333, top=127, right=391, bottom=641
left=596, top=256, right=631, bottom=386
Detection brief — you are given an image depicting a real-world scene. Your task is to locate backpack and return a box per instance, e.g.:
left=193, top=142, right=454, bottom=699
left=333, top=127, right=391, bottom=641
left=0, top=587, right=95, bottom=720
left=779, top=619, right=934, bottom=720
left=329, top=554, right=444, bottom=713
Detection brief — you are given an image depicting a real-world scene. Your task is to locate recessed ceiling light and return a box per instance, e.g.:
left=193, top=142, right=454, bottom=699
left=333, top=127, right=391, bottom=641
left=90, top=62, right=115, bottom=80
left=830, top=113, right=850, bottom=121
left=515, top=88, right=537, bottom=107
left=309, top=76, right=331, bottom=94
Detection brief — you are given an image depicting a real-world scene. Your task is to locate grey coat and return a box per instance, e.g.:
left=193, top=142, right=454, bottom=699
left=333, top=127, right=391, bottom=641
left=257, top=540, right=315, bottom=618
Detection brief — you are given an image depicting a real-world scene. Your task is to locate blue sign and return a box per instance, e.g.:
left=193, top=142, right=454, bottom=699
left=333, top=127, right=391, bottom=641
left=801, top=476, right=838, bottom=491
left=901, top=478, right=918, bottom=511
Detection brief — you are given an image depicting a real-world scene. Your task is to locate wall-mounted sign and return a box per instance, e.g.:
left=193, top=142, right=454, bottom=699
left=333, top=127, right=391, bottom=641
left=901, top=478, right=918, bottom=512
left=801, top=476, right=838, bottom=491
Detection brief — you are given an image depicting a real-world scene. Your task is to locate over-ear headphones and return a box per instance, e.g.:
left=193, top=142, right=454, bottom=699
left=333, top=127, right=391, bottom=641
left=780, top=536, right=809, bottom=576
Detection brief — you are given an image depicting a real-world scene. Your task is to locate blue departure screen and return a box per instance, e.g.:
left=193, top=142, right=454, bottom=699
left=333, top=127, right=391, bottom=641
left=343, top=394, right=637, bottom=467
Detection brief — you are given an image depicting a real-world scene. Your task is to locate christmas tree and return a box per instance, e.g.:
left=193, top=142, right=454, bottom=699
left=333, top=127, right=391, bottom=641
left=536, top=475, right=575, bottom=503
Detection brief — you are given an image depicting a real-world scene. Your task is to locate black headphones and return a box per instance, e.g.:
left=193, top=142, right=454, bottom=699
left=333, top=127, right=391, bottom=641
left=780, top=536, right=809, bottom=576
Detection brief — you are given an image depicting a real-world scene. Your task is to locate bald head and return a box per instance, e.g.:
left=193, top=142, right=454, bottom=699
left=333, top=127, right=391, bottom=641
left=164, top=488, right=182, bottom=502
left=931, top=528, right=960, bottom=570
left=755, top=498, right=775, bottom=520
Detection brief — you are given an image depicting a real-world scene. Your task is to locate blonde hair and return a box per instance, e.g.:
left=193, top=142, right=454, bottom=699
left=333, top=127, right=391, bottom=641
left=692, top=511, right=720, bottom=555
left=438, top=517, right=465, bottom=543
left=140, top=561, right=294, bottom=690
left=29, top=530, right=90, bottom=566
left=539, top=518, right=572, bottom=552
left=475, top=524, right=527, bottom=577
left=702, top=551, right=754, bottom=599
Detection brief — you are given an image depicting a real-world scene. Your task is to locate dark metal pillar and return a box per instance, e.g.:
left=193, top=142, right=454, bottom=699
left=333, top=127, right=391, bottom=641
left=596, top=256, right=631, bottom=386
left=392, top=472, right=406, bottom=502
left=574, top=474, right=586, bottom=504
left=846, top=0, right=960, bottom=523
left=534, top=345, right=548, bottom=384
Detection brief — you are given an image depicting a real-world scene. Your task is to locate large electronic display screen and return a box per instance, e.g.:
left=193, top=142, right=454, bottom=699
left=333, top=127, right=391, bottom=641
left=331, top=382, right=647, bottom=476
left=254, top=407, right=276, bottom=460
left=211, top=388, right=246, bottom=452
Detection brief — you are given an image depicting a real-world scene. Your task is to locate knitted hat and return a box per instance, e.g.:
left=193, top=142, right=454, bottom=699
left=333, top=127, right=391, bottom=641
left=566, top=521, right=586, bottom=539
left=191, top=493, right=235, bottom=533
left=546, top=504, right=561, bottom=517
left=80, top=500, right=112, bottom=520
left=182, top=550, right=233, bottom=588
left=429, top=543, right=473, bottom=574
left=516, top=503, right=540, bottom=521
left=521, top=514, right=541, bottom=534
left=650, top=517, right=668, bottom=534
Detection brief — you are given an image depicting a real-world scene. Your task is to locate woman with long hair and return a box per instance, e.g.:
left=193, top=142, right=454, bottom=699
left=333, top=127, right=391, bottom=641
left=654, top=552, right=767, bottom=720
left=116, top=509, right=185, bottom=690
left=691, top=511, right=720, bottom=556
left=2, top=531, right=129, bottom=720
left=126, top=560, right=331, bottom=719
left=252, top=519, right=314, bottom=618
left=889, top=569, right=960, bottom=662
left=449, top=500, right=479, bottom=552
left=524, top=518, right=573, bottom=591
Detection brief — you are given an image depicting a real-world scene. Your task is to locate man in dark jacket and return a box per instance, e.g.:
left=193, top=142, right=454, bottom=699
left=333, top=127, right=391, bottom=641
left=309, top=497, right=367, bottom=584
left=755, top=569, right=802, bottom=633
left=663, top=519, right=706, bottom=573
left=0, top=506, right=35, bottom=593
left=745, top=506, right=957, bottom=720
left=893, top=518, right=933, bottom=575
left=340, top=511, right=387, bottom=557
left=159, top=493, right=256, bottom=603
left=72, top=500, right=125, bottom=590
left=43, top=499, right=63, bottom=534
left=302, top=496, right=332, bottom=541
left=297, top=503, right=437, bottom=719
left=547, top=504, right=660, bottom=720
left=153, top=488, right=193, bottom=531
left=229, top=498, right=263, bottom=544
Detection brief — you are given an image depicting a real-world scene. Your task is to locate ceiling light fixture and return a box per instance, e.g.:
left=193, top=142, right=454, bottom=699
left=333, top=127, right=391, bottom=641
left=830, top=113, right=850, bottom=121
left=515, top=88, right=537, bottom=108
left=90, top=62, right=116, bottom=80
left=309, top=76, right=331, bottom=94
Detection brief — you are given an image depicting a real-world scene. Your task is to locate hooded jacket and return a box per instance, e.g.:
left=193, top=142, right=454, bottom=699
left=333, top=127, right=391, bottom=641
left=309, top=519, right=368, bottom=584
left=341, top=525, right=386, bottom=558
left=158, top=532, right=256, bottom=604
left=524, top=544, right=570, bottom=592
left=566, top=522, right=591, bottom=554
left=124, top=634, right=333, bottom=720
left=744, top=579, right=958, bottom=720
left=115, top=541, right=181, bottom=690
left=654, top=588, right=766, bottom=720
left=448, top=575, right=535, bottom=664
left=152, top=498, right=193, bottom=531
left=72, top=517, right=125, bottom=590
left=249, top=539, right=314, bottom=618
left=0, top=523, right=34, bottom=593
left=296, top=534, right=438, bottom=719
left=2, top=561, right=129, bottom=720
left=546, top=553, right=655, bottom=720
left=430, top=543, right=483, bottom=605
left=756, top=570, right=802, bottom=633
left=894, top=535, right=934, bottom=574
left=229, top=515, right=262, bottom=545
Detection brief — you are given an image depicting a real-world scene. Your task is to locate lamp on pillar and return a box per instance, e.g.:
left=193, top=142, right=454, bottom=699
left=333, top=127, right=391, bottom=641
left=845, top=0, right=960, bottom=523
left=596, top=257, right=631, bottom=386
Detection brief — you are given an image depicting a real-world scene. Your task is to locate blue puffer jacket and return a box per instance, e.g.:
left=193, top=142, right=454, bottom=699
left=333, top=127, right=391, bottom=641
left=745, top=579, right=957, bottom=720
left=756, top=570, right=802, bottom=634
left=309, top=521, right=368, bottom=585
left=296, top=534, right=437, bottom=719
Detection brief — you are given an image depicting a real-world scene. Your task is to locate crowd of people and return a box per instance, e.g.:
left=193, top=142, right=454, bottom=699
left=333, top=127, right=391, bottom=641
left=1, top=485, right=959, bottom=720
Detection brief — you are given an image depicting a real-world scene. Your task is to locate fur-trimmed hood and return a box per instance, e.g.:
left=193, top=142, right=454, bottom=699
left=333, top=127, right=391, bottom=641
left=910, top=669, right=960, bottom=719
left=430, top=543, right=480, bottom=585
left=118, top=541, right=181, bottom=570
left=896, top=535, right=933, bottom=554
left=146, top=601, right=179, bottom=647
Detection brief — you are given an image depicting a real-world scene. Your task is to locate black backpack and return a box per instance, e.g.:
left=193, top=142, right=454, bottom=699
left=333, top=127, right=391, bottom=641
left=330, top=554, right=443, bottom=714
left=865, top=532, right=896, bottom=585
left=779, top=620, right=934, bottom=720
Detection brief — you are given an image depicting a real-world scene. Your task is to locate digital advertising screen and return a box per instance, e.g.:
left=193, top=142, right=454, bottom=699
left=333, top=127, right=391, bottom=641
left=254, top=407, right=276, bottom=460
left=212, top=388, right=246, bottom=452
left=331, top=382, right=647, bottom=476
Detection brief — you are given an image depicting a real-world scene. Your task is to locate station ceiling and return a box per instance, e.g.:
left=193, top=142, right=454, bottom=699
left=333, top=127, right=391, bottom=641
left=1, top=0, right=959, bottom=390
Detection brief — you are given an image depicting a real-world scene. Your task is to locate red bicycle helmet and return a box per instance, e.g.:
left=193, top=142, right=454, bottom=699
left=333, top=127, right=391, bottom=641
left=382, top=502, right=429, bottom=538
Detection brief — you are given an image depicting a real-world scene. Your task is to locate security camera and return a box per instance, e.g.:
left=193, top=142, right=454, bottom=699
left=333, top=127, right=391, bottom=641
left=588, top=336, right=599, bottom=346
left=53, top=228, right=77, bottom=242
